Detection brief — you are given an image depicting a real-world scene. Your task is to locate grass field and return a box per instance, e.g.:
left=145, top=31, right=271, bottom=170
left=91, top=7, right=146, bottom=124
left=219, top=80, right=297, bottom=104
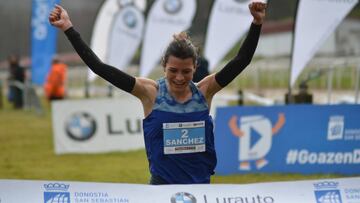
left=0, top=99, right=346, bottom=185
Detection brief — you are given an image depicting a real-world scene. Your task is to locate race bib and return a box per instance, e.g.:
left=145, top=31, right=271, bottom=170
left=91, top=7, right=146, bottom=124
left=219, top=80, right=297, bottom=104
left=163, top=121, right=206, bottom=154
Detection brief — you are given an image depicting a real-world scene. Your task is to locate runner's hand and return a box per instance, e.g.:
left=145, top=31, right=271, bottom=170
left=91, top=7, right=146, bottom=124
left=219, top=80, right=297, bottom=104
left=249, top=2, right=267, bottom=25
left=49, top=4, right=73, bottom=31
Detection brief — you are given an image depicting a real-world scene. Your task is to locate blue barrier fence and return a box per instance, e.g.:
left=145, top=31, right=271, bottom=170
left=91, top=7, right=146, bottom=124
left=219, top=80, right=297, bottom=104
left=215, top=104, right=360, bottom=175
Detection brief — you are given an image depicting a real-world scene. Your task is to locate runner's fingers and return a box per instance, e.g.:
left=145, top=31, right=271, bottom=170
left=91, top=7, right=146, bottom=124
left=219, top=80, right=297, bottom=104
left=49, top=12, right=58, bottom=18
left=49, top=13, right=59, bottom=22
left=254, top=3, right=261, bottom=11
left=50, top=9, right=59, bottom=18
left=49, top=15, right=56, bottom=23
left=51, top=20, right=63, bottom=27
left=251, top=2, right=266, bottom=11
left=56, top=4, right=67, bottom=15
left=55, top=4, right=62, bottom=10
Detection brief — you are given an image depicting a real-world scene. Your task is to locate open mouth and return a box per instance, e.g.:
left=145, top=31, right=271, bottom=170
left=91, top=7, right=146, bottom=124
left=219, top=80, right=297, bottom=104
left=173, top=82, right=186, bottom=88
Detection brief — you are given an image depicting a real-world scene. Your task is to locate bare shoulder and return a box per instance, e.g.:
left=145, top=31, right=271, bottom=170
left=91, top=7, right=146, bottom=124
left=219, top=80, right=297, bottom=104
left=197, top=73, right=222, bottom=100
left=131, top=77, right=158, bottom=102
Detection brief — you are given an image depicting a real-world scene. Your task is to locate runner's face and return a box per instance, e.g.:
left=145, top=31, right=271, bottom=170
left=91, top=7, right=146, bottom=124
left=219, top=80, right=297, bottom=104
left=164, top=55, right=195, bottom=93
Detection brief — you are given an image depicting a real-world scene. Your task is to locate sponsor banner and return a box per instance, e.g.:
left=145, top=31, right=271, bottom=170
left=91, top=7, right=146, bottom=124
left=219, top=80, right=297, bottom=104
left=51, top=94, right=228, bottom=154
left=0, top=177, right=359, bottom=203
left=31, top=0, right=60, bottom=85
left=290, top=0, right=358, bottom=86
left=107, top=5, right=144, bottom=71
left=204, top=0, right=267, bottom=71
left=89, top=0, right=119, bottom=81
left=52, top=97, right=144, bottom=154
left=139, top=0, right=197, bottom=77
left=215, top=104, right=360, bottom=175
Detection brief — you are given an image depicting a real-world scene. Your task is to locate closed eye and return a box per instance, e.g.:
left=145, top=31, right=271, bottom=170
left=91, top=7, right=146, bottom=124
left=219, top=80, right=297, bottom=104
left=169, top=68, right=177, bottom=73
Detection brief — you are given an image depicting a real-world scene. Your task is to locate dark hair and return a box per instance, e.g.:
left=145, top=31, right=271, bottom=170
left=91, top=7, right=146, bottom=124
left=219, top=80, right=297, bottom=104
left=8, top=54, right=19, bottom=65
left=52, top=55, right=61, bottom=64
left=161, top=31, right=198, bottom=67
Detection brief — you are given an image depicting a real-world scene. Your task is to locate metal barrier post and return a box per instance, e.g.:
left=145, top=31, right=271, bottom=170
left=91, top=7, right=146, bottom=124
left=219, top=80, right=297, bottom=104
left=0, top=80, right=3, bottom=109
left=327, top=65, right=334, bottom=104
left=355, top=64, right=360, bottom=104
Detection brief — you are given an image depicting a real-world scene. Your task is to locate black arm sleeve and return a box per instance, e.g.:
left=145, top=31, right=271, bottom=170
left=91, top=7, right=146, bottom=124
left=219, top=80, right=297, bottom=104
left=215, top=23, right=262, bottom=87
left=64, top=27, right=135, bottom=93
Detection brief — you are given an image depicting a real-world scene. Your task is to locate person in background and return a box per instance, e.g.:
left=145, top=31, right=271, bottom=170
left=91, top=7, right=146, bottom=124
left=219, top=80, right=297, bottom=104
left=193, top=55, right=209, bottom=83
left=7, top=54, right=25, bottom=109
left=44, top=56, right=67, bottom=101
left=49, top=2, right=266, bottom=184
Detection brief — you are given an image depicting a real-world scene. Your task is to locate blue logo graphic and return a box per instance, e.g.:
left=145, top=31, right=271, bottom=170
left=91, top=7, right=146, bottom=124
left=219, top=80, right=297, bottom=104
left=171, top=192, right=196, bottom=203
left=65, top=112, right=97, bottom=141
left=250, top=127, right=262, bottom=149
left=163, top=0, right=183, bottom=14
left=314, top=181, right=342, bottom=203
left=327, top=116, right=344, bottom=140
left=44, top=183, right=70, bottom=203
left=227, top=114, right=285, bottom=171
left=123, top=10, right=137, bottom=28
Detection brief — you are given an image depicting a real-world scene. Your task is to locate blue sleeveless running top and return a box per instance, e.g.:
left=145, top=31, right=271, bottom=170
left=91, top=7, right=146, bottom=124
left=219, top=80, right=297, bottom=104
left=142, top=77, right=217, bottom=184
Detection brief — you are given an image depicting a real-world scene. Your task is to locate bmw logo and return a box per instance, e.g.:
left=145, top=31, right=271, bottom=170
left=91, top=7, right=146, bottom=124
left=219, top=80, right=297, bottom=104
left=171, top=192, right=196, bottom=203
left=65, top=112, right=97, bottom=141
left=123, top=10, right=137, bottom=28
left=163, top=0, right=183, bottom=14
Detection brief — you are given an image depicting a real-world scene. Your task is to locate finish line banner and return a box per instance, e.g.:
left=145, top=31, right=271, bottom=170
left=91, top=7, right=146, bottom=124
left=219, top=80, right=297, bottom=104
left=215, top=104, right=360, bottom=175
left=0, top=177, right=359, bottom=203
